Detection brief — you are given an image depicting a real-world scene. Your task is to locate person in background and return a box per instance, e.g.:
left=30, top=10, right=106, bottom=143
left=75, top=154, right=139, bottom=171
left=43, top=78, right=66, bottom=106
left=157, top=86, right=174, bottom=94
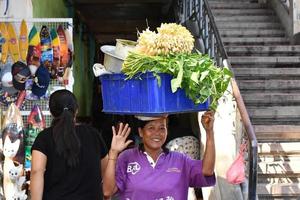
left=103, top=111, right=216, bottom=200
left=30, top=89, right=108, bottom=200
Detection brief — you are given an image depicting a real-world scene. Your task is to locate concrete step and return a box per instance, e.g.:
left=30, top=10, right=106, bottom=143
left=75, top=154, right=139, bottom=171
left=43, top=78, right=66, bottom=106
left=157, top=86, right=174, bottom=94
left=258, top=161, right=300, bottom=175
left=257, top=142, right=300, bottom=154
left=226, top=45, right=300, bottom=56
left=238, top=80, right=300, bottom=90
left=255, top=126, right=300, bottom=142
left=210, top=2, right=265, bottom=9
left=209, top=0, right=255, bottom=2
left=220, top=29, right=285, bottom=38
left=257, top=183, right=300, bottom=196
left=230, top=63, right=300, bottom=68
left=215, top=15, right=276, bottom=22
left=216, top=22, right=281, bottom=29
left=251, top=118, right=300, bottom=126
left=248, top=106, right=300, bottom=124
left=233, top=68, right=300, bottom=80
left=229, top=56, right=300, bottom=65
left=223, top=37, right=289, bottom=45
left=258, top=195, right=300, bottom=199
left=212, top=8, right=275, bottom=16
left=259, top=154, right=300, bottom=162
left=243, top=93, right=300, bottom=106
left=258, top=177, right=300, bottom=184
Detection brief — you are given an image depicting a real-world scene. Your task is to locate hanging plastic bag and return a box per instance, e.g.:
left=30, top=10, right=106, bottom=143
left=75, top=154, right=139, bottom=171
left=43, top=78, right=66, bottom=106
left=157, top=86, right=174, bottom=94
left=226, top=142, right=247, bottom=184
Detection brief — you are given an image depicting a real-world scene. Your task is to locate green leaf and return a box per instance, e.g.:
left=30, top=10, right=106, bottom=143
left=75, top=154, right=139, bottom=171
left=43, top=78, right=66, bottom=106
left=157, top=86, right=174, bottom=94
left=200, top=70, right=209, bottom=82
left=190, top=71, right=200, bottom=84
left=171, top=59, right=184, bottom=93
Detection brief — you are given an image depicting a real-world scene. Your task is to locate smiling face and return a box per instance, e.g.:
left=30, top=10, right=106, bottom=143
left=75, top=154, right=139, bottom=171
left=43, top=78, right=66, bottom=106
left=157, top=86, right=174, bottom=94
left=138, top=118, right=168, bottom=154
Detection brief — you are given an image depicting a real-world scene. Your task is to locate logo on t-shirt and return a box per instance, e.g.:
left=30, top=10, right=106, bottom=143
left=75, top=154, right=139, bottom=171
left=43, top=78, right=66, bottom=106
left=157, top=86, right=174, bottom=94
left=166, top=167, right=181, bottom=173
left=156, top=196, right=175, bottom=200
left=127, top=162, right=141, bottom=175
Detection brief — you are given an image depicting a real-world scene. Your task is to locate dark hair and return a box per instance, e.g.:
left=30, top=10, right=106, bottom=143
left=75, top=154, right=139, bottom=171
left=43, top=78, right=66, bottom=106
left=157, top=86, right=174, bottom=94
left=49, top=89, right=80, bottom=167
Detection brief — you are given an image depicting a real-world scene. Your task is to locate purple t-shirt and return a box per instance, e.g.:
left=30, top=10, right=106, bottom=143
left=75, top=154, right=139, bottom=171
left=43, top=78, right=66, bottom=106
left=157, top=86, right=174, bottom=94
left=116, top=148, right=216, bottom=200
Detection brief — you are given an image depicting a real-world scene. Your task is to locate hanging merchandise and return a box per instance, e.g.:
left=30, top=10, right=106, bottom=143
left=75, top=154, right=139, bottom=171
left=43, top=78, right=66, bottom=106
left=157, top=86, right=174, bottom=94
left=0, top=60, right=18, bottom=95
left=0, top=33, right=5, bottom=61
left=11, top=61, right=31, bottom=91
left=27, top=26, right=41, bottom=76
left=0, top=0, right=33, bottom=19
left=40, top=25, right=53, bottom=74
left=0, top=22, right=9, bottom=64
left=24, top=105, right=45, bottom=170
left=7, top=22, right=20, bottom=63
left=65, top=26, right=73, bottom=68
left=50, top=28, right=60, bottom=79
left=57, top=25, right=68, bottom=79
left=19, top=20, right=28, bottom=62
left=1, top=103, right=27, bottom=200
left=15, top=90, right=26, bottom=109
left=0, top=18, right=73, bottom=200
left=31, top=65, right=50, bottom=98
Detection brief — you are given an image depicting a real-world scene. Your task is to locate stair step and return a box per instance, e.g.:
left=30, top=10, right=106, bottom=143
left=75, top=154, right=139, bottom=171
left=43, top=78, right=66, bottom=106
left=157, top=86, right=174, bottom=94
left=258, top=177, right=300, bottom=185
left=258, top=161, right=300, bottom=174
left=255, top=126, right=300, bottom=142
left=233, top=68, right=300, bottom=79
left=238, top=80, right=300, bottom=90
left=248, top=106, right=300, bottom=124
left=209, top=0, right=255, bottom=2
left=223, top=37, right=289, bottom=45
left=257, top=183, right=300, bottom=196
left=231, top=64, right=300, bottom=69
left=252, top=119, right=300, bottom=126
left=213, top=8, right=275, bottom=16
left=229, top=56, right=300, bottom=64
left=257, top=141, right=300, bottom=154
left=216, top=22, right=281, bottom=29
left=210, top=2, right=265, bottom=9
left=243, top=93, right=300, bottom=106
left=226, top=45, right=300, bottom=56
left=259, top=154, right=300, bottom=162
left=258, top=195, right=300, bottom=199
left=215, top=15, right=276, bottom=22
left=220, top=29, right=285, bottom=38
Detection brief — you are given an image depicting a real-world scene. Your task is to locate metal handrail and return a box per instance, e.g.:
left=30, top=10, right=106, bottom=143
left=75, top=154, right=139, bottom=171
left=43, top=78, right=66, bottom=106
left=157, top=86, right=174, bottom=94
left=177, top=0, right=258, bottom=199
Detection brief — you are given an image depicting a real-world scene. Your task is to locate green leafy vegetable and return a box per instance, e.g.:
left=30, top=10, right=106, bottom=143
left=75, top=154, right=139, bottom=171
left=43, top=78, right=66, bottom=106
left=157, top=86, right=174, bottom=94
left=122, top=52, right=232, bottom=110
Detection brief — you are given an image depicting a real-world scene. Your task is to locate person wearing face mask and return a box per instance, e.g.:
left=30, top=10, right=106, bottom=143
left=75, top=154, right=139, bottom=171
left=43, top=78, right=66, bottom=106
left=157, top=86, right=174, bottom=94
left=103, top=111, right=216, bottom=200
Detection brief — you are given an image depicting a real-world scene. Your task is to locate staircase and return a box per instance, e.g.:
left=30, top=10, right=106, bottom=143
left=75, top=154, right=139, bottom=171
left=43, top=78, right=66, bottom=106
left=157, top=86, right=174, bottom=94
left=209, top=0, right=300, bottom=199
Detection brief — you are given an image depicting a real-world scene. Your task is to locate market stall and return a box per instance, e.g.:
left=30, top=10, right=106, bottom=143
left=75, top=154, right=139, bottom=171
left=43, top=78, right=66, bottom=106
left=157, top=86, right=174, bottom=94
left=0, top=18, right=73, bottom=199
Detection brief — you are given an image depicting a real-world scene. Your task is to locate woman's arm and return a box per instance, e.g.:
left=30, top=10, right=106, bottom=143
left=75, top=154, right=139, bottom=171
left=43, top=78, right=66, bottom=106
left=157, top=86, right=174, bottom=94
left=102, top=123, right=132, bottom=197
left=101, top=155, right=109, bottom=178
left=201, top=111, right=215, bottom=176
left=30, top=150, right=47, bottom=200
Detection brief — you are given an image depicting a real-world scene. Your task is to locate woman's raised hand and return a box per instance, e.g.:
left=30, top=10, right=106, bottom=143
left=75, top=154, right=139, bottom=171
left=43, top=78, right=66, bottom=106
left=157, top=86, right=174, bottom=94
left=110, top=123, right=133, bottom=155
left=201, top=111, right=215, bottom=134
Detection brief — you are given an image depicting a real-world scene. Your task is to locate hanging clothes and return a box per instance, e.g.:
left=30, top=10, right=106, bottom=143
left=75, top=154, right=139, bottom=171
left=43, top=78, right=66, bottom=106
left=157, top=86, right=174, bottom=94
left=0, top=0, right=33, bottom=18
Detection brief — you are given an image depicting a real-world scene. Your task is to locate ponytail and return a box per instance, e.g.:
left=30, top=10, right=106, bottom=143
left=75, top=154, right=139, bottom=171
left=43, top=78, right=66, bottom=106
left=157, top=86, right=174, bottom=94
left=49, top=90, right=80, bottom=167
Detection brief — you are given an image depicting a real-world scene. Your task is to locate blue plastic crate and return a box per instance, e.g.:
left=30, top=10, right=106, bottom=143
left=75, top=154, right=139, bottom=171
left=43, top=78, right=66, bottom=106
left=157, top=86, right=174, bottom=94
left=99, top=72, right=209, bottom=115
